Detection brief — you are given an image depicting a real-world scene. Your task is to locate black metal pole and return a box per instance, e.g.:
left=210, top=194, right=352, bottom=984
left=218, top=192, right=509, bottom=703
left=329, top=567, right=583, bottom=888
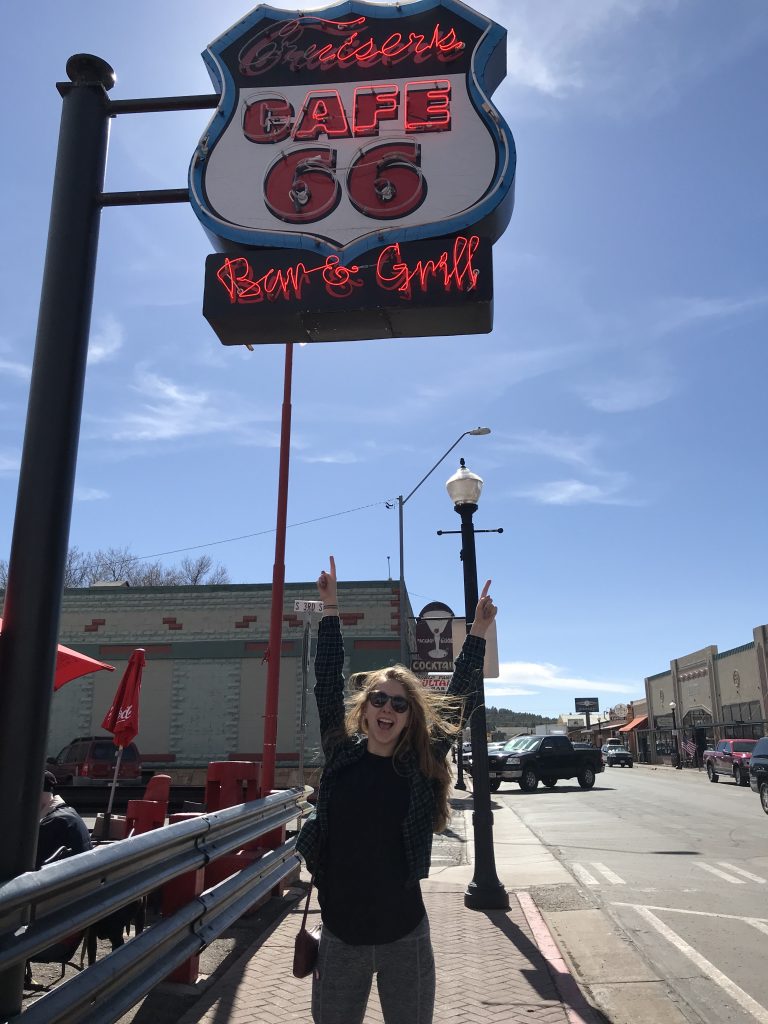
left=456, top=502, right=509, bottom=910
left=0, top=54, right=113, bottom=1016
left=455, top=724, right=466, bottom=789
left=671, top=706, right=682, bottom=768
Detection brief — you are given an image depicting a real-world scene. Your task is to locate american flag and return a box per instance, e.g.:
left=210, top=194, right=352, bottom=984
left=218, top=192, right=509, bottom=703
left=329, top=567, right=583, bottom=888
left=682, top=739, right=697, bottom=756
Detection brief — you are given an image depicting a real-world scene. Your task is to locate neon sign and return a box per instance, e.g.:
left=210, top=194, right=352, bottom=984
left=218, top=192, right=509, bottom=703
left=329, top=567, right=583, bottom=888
left=237, top=18, right=466, bottom=77
left=203, top=235, right=493, bottom=345
left=214, top=235, right=480, bottom=306
left=192, top=1, right=515, bottom=345
left=243, top=81, right=452, bottom=143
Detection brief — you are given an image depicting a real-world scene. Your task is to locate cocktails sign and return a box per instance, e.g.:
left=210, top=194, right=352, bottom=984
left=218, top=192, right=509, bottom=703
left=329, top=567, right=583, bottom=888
left=190, top=0, right=515, bottom=344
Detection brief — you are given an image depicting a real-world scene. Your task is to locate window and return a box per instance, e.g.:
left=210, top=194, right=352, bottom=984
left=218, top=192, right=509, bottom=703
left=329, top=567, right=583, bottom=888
left=92, top=741, right=118, bottom=761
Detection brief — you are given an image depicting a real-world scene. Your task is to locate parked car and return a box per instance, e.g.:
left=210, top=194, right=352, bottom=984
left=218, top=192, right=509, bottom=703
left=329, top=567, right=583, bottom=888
left=748, top=736, right=768, bottom=814
left=486, top=734, right=604, bottom=792
left=463, top=740, right=512, bottom=770
left=47, top=736, right=141, bottom=786
left=703, top=738, right=758, bottom=786
left=573, top=742, right=595, bottom=749
left=604, top=746, right=633, bottom=768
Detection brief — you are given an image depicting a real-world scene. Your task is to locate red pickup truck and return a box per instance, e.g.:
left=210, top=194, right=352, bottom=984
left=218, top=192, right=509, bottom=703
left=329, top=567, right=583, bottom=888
left=703, top=739, right=758, bottom=786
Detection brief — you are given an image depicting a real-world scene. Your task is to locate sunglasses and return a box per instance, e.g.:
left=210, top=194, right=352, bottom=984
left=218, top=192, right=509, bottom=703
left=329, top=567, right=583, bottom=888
left=367, top=691, right=410, bottom=714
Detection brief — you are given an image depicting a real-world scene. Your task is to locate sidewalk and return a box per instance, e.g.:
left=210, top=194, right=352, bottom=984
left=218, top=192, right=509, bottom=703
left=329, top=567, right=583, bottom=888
left=167, top=794, right=602, bottom=1024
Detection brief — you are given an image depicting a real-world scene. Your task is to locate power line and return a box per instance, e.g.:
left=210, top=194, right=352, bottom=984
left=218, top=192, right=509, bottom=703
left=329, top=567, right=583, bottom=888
left=134, top=499, right=391, bottom=561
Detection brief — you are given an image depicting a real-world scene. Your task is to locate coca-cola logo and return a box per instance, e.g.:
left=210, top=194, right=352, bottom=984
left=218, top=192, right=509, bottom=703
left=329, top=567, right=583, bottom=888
left=237, top=16, right=465, bottom=78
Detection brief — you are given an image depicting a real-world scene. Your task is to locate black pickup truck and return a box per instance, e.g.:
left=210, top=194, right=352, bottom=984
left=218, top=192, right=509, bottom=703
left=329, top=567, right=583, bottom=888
left=486, top=734, right=604, bottom=792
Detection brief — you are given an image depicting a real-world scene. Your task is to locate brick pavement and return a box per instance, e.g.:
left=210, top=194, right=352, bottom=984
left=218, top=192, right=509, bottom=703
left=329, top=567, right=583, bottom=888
left=178, top=886, right=573, bottom=1024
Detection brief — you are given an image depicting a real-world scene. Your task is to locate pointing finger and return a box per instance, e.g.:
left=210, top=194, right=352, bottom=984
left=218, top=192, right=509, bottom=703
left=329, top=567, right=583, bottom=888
left=329, top=555, right=336, bottom=577
left=480, top=579, right=491, bottom=599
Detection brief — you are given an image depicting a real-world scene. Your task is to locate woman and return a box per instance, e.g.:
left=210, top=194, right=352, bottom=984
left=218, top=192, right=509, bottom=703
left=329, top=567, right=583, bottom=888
left=296, top=556, right=497, bottom=1024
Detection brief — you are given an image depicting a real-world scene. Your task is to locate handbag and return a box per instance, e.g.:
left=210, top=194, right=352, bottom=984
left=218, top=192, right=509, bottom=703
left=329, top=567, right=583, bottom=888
left=292, top=878, right=321, bottom=978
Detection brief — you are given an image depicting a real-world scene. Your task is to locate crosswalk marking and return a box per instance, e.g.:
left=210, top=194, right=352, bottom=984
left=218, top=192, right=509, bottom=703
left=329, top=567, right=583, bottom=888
left=697, top=863, right=746, bottom=885
left=630, top=906, right=768, bottom=1023
left=717, top=862, right=766, bottom=884
left=572, top=862, right=627, bottom=886
left=572, top=863, right=600, bottom=886
left=592, top=862, right=625, bottom=885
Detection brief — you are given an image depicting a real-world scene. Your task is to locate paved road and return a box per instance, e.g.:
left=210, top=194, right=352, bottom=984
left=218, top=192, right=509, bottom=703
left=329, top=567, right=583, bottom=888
left=494, top=764, right=768, bottom=1024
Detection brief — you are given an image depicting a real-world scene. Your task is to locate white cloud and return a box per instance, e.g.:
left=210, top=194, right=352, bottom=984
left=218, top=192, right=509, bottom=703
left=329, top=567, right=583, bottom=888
left=516, top=475, right=634, bottom=506
left=0, top=453, right=20, bottom=475
left=499, top=431, right=600, bottom=469
left=300, top=452, right=360, bottom=464
left=104, top=370, right=272, bottom=443
left=0, top=357, right=30, bottom=381
left=485, top=660, right=637, bottom=701
left=654, top=292, right=768, bottom=337
left=577, top=374, right=676, bottom=413
left=88, top=314, right=124, bottom=365
left=74, top=487, right=109, bottom=502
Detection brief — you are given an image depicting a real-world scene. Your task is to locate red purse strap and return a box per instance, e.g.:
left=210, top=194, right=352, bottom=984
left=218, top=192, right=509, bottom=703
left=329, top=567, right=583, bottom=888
left=301, top=876, right=315, bottom=930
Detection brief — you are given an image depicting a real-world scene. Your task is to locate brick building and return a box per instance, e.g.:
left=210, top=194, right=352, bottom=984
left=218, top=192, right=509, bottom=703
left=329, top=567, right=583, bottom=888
left=44, top=579, right=412, bottom=785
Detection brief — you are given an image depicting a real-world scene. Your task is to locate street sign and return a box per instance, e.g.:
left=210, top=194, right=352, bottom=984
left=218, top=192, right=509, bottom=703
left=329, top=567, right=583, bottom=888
left=294, top=599, right=324, bottom=613
left=575, top=697, right=600, bottom=713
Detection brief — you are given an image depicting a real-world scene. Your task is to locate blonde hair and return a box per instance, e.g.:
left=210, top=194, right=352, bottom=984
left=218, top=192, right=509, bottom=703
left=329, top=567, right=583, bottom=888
left=345, top=665, right=463, bottom=833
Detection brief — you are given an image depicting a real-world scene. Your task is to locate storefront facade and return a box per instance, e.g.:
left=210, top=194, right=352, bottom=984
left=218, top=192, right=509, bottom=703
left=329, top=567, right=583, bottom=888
left=642, top=625, right=768, bottom=766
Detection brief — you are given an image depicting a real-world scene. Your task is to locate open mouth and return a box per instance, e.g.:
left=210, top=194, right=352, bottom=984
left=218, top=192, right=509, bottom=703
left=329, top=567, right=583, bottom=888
left=377, top=718, right=394, bottom=731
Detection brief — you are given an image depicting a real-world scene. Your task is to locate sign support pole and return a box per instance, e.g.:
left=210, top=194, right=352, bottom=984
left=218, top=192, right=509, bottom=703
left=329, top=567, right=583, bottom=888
left=0, top=54, right=113, bottom=1017
left=262, top=342, right=294, bottom=795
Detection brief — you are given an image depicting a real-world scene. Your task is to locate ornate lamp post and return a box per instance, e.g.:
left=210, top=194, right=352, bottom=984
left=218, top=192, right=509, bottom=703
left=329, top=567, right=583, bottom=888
left=445, top=459, right=508, bottom=910
left=397, top=428, right=490, bottom=790
left=669, top=701, right=682, bottom=769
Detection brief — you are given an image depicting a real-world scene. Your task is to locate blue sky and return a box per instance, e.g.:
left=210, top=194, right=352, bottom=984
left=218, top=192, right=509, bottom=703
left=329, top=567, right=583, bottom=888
left=1, top=1, right=767, bottom=718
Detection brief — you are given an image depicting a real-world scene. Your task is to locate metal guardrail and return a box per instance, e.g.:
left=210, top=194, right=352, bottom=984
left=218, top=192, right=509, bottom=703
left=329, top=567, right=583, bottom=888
left=0, top=788, right=304, bottom=1023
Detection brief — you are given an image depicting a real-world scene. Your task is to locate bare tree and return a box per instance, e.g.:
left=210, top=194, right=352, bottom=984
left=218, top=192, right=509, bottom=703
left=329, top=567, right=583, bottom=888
left=63, top=546, right=95, bottom=588
left=1, top=547, right=231, bottom=588
left=177, top=554, right=230, bottom=585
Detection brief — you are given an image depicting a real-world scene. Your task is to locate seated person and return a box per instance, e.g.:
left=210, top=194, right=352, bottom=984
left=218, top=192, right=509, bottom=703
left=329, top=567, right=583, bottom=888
left=37, top=771, right=92, bottom=868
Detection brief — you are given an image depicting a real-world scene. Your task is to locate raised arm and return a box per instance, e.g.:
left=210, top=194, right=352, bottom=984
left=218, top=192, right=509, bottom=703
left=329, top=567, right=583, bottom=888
left=433, top=581, right=497, bottom=759
left=313, top=556, right=346, bottom=757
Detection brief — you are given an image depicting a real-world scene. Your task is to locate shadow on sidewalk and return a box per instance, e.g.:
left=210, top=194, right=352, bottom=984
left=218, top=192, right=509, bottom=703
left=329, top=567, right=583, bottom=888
left=483, top=909, right=565, bottom=1004
left=483, top=909, right=610, bottom=1023
left=121, top=888, right=306, bottom=1024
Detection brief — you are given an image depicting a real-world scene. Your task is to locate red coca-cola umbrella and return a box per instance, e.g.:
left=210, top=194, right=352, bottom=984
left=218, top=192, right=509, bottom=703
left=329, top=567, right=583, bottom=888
left=0, top=616, right=115, bottom=689
left=101, top=648, right=145, bottom=817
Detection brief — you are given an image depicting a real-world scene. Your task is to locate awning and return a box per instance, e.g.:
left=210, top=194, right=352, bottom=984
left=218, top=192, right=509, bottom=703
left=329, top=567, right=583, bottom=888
left=618, top=715, right=648, bottom=733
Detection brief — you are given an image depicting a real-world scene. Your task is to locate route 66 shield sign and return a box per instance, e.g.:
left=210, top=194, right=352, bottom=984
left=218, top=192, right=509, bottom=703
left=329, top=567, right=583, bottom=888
left=189, top=0, right=515, bottom=262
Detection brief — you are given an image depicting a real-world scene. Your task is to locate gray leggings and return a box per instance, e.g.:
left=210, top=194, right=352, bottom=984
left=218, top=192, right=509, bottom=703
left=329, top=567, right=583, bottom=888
left=311, top=916, right=435, bottom=1024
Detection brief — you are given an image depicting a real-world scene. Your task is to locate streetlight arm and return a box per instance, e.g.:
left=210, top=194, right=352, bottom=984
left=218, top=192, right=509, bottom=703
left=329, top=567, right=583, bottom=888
left=402, top=432, right=468, bottom=506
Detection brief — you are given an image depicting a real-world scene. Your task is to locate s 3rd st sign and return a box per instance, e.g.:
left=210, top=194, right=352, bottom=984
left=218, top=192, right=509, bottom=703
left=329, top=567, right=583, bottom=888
left=190, top=0, right=516, bottom=345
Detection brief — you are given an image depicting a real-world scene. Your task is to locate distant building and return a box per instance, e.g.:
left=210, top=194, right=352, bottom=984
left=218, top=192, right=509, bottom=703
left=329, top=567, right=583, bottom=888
left=642, top=626, right=768, bottom=766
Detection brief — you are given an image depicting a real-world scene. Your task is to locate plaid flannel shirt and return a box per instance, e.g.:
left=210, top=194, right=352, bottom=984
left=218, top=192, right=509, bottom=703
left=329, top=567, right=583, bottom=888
left=296, top=615, right=486, bottom=886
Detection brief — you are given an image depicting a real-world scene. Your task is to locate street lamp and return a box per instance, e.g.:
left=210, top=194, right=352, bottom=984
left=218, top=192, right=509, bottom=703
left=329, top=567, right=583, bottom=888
left=397, top=427, right=491, bottom=666
left=444, top=458, right=509, bottom=911
left=669, top=701, right=682, bottom=769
